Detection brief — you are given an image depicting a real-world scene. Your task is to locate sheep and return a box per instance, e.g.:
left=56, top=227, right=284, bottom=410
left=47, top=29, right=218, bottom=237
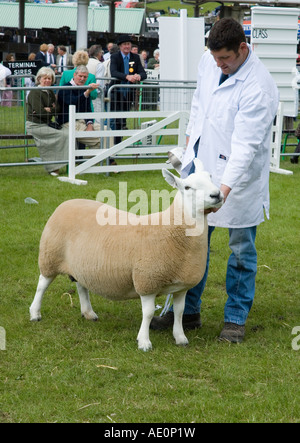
left=29, top=159, right=223, bottom=351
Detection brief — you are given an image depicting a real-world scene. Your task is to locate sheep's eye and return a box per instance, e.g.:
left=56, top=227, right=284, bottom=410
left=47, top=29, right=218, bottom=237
left=185, top=186, right=191, bottom=191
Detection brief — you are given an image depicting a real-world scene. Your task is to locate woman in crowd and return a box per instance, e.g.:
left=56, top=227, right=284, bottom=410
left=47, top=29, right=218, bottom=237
left=26, top=67, right=68, bottom=176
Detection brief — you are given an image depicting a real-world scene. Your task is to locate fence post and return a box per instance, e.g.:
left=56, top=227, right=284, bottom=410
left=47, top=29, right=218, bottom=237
left=68, top=105, right=76, bottom=180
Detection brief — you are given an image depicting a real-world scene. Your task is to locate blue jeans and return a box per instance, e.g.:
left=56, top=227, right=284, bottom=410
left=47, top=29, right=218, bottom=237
left=174, top=226, right=257, bottom=325
left=172, top=138, right=257, bottom=325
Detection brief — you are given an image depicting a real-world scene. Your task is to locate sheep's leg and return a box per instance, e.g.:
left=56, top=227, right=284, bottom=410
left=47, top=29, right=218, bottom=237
left=76, top=282, right=98, bottom=321
left=137, top=294, right=156, bottom=351
left=173, top=291, right=189, bottom=347
left=30, top=274, right=54, bottom=321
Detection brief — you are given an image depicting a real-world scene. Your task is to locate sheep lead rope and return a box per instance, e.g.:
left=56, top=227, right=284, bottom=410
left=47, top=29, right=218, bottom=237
left=160, top=294, right=173, bottom=317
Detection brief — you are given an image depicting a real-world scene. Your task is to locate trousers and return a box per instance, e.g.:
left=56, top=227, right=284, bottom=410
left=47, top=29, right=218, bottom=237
left=176, top=225, right=257, bottom=325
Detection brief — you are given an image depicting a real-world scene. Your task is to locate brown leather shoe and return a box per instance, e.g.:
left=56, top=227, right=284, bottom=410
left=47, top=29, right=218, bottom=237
left=219, top=322, right=245, bottom=343
left=150, top=311, right=201, bottom=331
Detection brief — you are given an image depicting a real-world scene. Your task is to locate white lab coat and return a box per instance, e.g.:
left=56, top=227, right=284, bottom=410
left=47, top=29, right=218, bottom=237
left=182, top=46, right=279, bottom=228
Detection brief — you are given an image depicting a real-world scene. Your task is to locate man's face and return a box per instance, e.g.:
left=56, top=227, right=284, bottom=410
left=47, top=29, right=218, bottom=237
left=119, top=41, right=132, bottom=55
left=210, top=42, right=248, bottom=75
left=73, top=71, right=88, bottom=85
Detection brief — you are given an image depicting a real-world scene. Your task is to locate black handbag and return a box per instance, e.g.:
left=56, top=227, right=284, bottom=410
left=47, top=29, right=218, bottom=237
left=48, top=121, right=62, bottom=130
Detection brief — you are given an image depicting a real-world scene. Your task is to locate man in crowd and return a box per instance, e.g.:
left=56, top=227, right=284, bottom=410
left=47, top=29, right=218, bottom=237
left=57, top=65, right=100, bottom=148
left=109, top=34, right=147, bottom=144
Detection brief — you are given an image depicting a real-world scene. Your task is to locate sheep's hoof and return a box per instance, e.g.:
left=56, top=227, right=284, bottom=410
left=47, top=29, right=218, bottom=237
left=81, top=311, right=98, bottom=321
left=175, top=336, right=189, bottom=347
left=138, top=340, right=153, bottom=352
left=29, top=308, right=42, bottom=322
left=30, top=315, right=42, bottom=322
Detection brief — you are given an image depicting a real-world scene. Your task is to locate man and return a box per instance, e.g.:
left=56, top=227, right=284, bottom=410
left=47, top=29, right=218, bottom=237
left=0, top=63, right=11, bottom=104
left=87, top=45, right=105, bottom=105
left=35, top=44, right=49, bottom=67
left=57, top=65, right=100, bottom=148
left=56, top=45, right=73, bottom=73
left=151, top=18, right=279, bottom=343
left=109, top=34, right=147, bottom=143
left=46, top=44, right=56, bottom=69
left=103, top=42, right=114, bottom=61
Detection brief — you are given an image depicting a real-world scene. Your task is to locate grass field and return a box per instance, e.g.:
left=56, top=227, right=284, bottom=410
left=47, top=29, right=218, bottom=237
left=0, top=142, right=300, bottom=423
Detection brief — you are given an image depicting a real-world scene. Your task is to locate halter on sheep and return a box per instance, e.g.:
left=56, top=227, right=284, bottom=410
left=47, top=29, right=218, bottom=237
left=29, top=159, right=223, bottom=351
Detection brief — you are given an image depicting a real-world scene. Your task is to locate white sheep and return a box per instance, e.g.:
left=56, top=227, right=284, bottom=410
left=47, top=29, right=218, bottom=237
left=29, top=159, right=223, bottom=351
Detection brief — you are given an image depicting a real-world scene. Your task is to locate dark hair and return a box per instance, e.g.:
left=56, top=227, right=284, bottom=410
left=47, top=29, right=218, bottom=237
left=207, top=18, right=246, bottom=53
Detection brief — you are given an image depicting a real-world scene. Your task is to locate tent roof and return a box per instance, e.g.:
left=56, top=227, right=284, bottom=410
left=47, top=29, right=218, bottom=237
left=0, top=2, right=145, bottom=33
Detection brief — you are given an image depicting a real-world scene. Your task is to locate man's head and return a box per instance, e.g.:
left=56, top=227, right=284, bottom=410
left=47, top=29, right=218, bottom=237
left=48, top=44, right=55, bottom=54
left=73, top=65, right=89, bottom=85
left=58, top=45, right=67, bottom=56
left=207, top=18, right=248, bottom=76
left=117, top=34, right=133, bottom=56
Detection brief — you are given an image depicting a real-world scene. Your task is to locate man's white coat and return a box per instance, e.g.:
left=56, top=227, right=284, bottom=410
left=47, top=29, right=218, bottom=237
left=182, top=46, right=279, bottom=228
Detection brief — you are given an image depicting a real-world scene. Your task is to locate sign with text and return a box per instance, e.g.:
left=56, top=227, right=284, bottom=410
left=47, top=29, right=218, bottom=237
left=3, top=60, right=42, bottom=76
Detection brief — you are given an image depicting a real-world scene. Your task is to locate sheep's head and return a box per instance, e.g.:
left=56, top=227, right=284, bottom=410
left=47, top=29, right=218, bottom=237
left=163, top=159, right=224, bottom=219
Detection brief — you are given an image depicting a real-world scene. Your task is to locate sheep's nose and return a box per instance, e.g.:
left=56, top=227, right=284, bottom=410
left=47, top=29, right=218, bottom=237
left=210, top=191, right=221, bottom=200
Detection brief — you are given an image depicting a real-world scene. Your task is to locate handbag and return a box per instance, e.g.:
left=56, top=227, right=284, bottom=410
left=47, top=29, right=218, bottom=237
left=48, top=121, right=62, bottom=130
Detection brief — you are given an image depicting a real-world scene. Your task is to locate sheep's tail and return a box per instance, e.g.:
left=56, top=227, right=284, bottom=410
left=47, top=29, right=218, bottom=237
left=160, top=294, right=173, bottom=317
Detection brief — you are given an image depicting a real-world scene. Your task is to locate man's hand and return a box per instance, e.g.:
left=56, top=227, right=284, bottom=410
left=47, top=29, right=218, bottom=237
left=126, top=74, right=141, bottom=83
left=84, top=83, right=99, bottom=97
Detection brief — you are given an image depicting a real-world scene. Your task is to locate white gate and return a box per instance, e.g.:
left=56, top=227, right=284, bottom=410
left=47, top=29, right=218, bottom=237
left=67, top=107, right=189, bottom=180
left=64, top=103, right=291, bottom=184
left=270, top=102, right=293, bottom=175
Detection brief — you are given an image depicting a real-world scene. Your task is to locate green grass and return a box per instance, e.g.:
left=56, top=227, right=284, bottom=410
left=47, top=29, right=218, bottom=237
left=0, top=150, right=300, bottom=423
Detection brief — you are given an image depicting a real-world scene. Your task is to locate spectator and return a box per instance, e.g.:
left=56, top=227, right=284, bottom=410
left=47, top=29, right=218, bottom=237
left=24, top=53, right=36, bottom=100
left=103, top=43, right=119, bottom=90
left=140, top=49, right=148, bottom=69
left=148, top=49, right=160, bottom=70
left=1, top=54, right=14, bottom=106
left=0, top=63, right=11, bottom=106
left=46, top=44, right=56, bottom=69
left=131, top=44, right=139, bottom=54
left=26, top=67, right=69, bottom=176
left=56, top=45, right=73, bottom=73
left=103, top=42, right=114, bottom=61
left=35, top=44, right=50, bottom=67
left=59, top=50, right=98, bottom=106
left=109, top=34, right=147, bottom=143
left=57, top=65, right=101, bottom=149
left=87, top=44, right=105, bottom=120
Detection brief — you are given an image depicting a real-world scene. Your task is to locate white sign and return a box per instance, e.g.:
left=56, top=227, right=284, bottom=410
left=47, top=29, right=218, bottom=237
left=251, top=6, right=300, bottom=117
left=145, top=69, right=159, bottom=81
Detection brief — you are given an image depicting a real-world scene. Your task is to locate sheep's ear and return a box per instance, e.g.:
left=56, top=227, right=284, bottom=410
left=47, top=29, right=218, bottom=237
left=162, top=169, right=179, bottom=189
left=193, top=158, right=204, bottom=173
